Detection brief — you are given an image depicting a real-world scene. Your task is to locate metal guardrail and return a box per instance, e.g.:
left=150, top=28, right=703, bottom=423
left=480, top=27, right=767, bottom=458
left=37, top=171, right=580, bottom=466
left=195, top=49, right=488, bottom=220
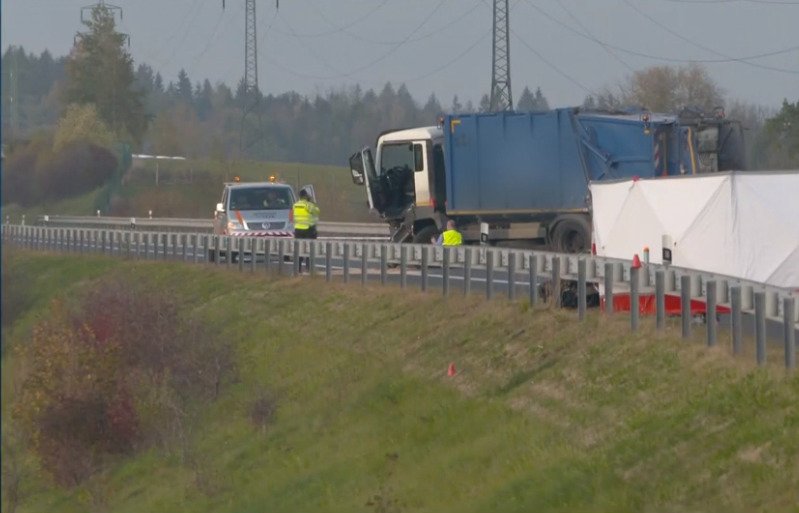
left=26, top=215, right=390, bottom=237
left=3, top=224, right=796, bottom=370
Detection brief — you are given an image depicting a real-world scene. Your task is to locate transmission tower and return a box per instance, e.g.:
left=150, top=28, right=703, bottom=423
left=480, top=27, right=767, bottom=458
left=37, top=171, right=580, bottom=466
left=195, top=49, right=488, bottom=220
left=244, top=0, right=259, bottom=93
left=489, top=0, right=513, bottom=112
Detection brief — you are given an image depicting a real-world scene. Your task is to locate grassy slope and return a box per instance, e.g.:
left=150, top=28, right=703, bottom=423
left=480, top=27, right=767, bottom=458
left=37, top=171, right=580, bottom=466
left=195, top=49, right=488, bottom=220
left=3, top=252, right=798, bottom=513
left=1, top=158, right=372, bottom=223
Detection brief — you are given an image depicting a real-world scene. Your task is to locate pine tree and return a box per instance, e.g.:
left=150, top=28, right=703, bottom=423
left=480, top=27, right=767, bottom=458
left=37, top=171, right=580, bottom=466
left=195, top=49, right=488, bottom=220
left=64, top=4, right=146, bottom=144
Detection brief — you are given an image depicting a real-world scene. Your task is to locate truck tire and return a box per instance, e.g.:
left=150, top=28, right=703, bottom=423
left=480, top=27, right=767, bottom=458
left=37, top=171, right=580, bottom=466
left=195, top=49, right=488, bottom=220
left=413, top=225, right=439, bottom=244
left=552, top=215, right=591, bottom=253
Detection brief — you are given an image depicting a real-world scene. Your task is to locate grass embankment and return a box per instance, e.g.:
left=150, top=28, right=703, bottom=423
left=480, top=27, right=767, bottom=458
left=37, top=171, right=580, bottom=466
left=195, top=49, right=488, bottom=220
left=3, top=252, right=798, bottom=513
left=1, top=158, right=371, bottom=223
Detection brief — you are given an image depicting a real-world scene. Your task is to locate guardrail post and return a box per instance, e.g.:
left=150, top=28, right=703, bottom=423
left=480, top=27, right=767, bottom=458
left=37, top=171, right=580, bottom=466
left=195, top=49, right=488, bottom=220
left=213, top=236, right=220, bottom=264
left=730, top=285, right=742, bottom=355
left=442, top=247, right=450, bottom=297
left=343, top=244, right=351, bottom=283
left=264, top=239, right=272, bottom=273
left=143, top=233, right=150, bottom=260
left=291, top=239, right=299, bottom=276
left=529, top=254, right=538, bottom=306
left=360, top=244, right=367, bottom=286
left=681, top=275, right=691, bottom=339
left=421, top=246, right=429, bottom=292
left=785, top=296, right=796, bottom=370
left=604, top=262, right=614, bottom=314
left=508, top=252, right=517, bottom=301
left=182, top=234, right=188, bottom=262
left=578, top=258, right=587, bottom=321
left=655, top=269, right=665, bottom=330
left=79, top=229, right=85, bottom=254
left=630, top=265, right=640, bottom=332
left=486, top=250, right=495, bottom=301
left=277, top=239, right=285, bottom=275
left=241, top=238, right=247, bottom=273
left=755, top=291, right=766, bottom=366
left=380, top=244, right=388, bottom=286
left=551, top=256, right=561, bottom=308
left=400, top=245, right=408, bottom=289
left=325, top=242, right=332, bottom=282
left=154, top=232, right=159, bottom=259
left=309, top=241, right=317, bottom=277
left=464, top=248, right=473, bottom=296
left=706, top=281, right=717, bottom=347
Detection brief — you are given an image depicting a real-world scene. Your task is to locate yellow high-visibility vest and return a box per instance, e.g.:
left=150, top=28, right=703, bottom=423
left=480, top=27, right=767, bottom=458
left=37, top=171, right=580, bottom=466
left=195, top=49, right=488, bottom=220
left=442, top=229, right=462, bottom=246
left=293, top=199, right=320, bottom=230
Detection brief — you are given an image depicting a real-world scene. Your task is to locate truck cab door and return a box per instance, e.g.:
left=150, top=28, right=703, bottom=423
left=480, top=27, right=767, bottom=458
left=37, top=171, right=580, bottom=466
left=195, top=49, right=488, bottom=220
left=349, top=148, right=385, bottom=211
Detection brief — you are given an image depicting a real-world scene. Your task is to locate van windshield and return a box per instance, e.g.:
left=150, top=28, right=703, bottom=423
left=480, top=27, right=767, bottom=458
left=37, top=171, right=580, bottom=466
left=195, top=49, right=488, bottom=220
left=229, top=187, right=293, bottom=211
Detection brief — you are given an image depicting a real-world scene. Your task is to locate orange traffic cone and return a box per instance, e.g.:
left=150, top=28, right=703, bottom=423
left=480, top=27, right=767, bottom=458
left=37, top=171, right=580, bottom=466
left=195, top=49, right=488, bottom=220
left=447, top=362, right=457, bottom=377
left=632, top=253, right=642, bottom=269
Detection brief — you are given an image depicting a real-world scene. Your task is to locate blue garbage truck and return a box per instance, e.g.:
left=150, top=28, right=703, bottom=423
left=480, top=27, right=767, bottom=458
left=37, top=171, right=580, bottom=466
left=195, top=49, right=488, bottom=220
left=349, top=107, right=743, bottom=252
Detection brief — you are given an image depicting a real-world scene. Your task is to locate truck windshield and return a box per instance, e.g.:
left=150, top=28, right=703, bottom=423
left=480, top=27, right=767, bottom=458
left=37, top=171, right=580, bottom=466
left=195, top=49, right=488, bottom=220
left=229, top=187, right=293, bottom=211
left=380, top=143, right=415, bottom=177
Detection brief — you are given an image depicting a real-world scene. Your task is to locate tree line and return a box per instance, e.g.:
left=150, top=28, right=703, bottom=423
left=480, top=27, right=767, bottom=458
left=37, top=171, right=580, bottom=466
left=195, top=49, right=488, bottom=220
left=2, top=4, right=797, bottom=184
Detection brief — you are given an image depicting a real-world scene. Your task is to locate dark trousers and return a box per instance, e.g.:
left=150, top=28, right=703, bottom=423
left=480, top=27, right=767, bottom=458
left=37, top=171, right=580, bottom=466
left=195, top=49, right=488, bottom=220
left=294, top=226, right=317, bottom=272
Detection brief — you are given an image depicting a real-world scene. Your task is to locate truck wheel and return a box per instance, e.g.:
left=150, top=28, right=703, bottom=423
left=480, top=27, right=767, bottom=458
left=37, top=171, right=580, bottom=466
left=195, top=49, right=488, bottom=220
left=413, top=225, right=439, bottom=244
left=552, top=216, right=591, bottom=253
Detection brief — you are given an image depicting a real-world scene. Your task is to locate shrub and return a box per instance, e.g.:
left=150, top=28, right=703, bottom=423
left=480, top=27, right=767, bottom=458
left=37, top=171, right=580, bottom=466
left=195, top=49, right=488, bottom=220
left=13, top=278, right=235, bottom=486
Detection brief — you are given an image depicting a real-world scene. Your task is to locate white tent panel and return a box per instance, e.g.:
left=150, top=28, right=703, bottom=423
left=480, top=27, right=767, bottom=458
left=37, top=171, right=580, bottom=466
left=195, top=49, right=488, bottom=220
left=599, top=185, right=667, bottom=263
left=590, top=172, right=799, bottom=289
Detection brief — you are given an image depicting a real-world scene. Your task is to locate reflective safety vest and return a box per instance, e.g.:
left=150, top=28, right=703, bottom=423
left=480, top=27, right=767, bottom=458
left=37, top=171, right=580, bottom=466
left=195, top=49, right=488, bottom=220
left=442, top=229, right=463, bottom=246
left=293, top=199, right=320, bottom=230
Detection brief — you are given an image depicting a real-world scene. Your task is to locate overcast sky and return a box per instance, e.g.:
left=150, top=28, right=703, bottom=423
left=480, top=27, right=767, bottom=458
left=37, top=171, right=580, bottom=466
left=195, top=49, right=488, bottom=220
left=3, top=0, right=798, bottom=110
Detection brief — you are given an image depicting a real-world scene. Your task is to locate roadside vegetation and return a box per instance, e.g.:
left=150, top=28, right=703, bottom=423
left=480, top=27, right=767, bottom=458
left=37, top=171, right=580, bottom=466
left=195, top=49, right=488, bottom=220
left=2, top=251, right=797, bottom=513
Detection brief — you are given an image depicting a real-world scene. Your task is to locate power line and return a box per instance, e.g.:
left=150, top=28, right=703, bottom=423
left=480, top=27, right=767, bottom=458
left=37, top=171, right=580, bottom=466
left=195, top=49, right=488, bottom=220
left=623, top=0, right=799, bottom=73
left=511, top=29, right=595, bottom=95
left=299, top=0, right=391, bottom=38
left=658, top=0, right=799, bottom=5
left=272, top=0, right=484, bottom=47
left=268, top=0, right=448, bottom=80
left=522, top=0, right=799, bottom=74
left=554, top=0, right=636, bottom=72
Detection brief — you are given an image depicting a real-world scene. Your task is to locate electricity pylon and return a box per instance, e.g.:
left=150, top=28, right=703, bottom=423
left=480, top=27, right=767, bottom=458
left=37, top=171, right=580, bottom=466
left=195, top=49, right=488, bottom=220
left=489, top=0, right=513, bottom=112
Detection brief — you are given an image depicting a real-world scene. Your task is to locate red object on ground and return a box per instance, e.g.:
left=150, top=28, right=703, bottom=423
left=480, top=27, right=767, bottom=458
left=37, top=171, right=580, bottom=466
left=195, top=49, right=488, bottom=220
left=447, top=362, right=457, bottom=377
left=601, top=293, right=731, bottom=316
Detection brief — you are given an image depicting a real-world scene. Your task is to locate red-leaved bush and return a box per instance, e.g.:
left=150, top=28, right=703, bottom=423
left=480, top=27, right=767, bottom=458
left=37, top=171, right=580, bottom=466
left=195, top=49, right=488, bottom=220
left=13, top=278, right=234, bottom=486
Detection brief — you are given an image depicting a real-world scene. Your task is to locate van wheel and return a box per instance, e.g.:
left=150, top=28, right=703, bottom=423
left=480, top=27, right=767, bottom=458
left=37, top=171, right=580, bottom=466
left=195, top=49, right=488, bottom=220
left=413, top=225, right=439, bottom=244
left=552, top=216, right=591, bottom=253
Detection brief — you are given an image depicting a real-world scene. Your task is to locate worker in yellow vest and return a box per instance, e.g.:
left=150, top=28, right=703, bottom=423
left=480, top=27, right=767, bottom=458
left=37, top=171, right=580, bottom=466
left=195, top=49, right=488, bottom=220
left=434, top=219, right=463, bottom=246
left=293, top=190, right=320, bottom=272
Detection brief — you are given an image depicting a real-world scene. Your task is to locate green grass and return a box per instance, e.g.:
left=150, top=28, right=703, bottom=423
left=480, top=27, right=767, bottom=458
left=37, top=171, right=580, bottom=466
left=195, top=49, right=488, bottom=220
left=2, top=157, right=373, bottom=223
left=3, top=251, right=798, bottom=513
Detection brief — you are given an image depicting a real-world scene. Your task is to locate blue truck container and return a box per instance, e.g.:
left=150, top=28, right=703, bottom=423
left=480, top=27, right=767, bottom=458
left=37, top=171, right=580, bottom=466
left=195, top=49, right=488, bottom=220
left=444, top=108, right=693, bottom=214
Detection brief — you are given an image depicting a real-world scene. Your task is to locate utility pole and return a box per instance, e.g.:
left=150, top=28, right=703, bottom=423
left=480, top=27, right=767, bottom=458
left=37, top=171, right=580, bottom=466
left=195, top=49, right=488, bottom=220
left=489, top=0, right=513, bottom=112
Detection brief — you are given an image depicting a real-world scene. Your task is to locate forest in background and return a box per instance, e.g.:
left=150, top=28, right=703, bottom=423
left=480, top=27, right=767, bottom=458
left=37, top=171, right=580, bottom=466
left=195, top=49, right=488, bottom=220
left=1, top=4, right=797, bottom=211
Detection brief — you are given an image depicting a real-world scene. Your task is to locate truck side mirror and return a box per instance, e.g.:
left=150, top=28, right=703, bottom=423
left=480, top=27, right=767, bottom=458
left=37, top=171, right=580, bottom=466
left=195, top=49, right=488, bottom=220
left=216, top=202, right=224, bottom=212
left=349, top=151, right=366, bottom=185
left=351, top=168, right=365, bottom=185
